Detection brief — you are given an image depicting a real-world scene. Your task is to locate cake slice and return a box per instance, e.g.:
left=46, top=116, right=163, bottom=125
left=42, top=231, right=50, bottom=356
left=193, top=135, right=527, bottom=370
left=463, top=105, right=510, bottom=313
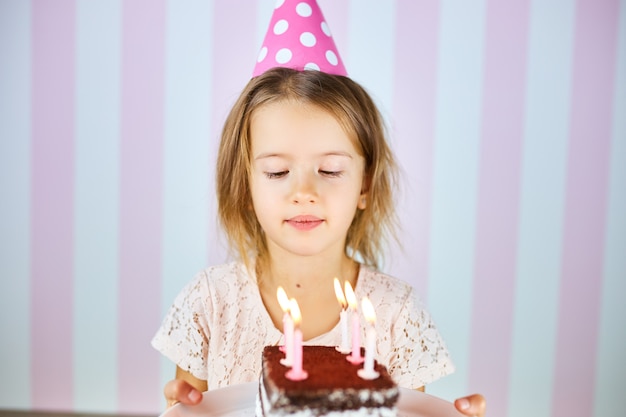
left=256, top=345, right=399, bottom=417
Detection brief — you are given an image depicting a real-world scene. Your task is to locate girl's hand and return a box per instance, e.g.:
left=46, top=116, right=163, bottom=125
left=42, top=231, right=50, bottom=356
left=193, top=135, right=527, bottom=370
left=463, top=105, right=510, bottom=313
left=454, top=394, right=486, bottom=417
left=163, top=379, right=203, bottom=408
left=163, top=367, right=208, bottom=408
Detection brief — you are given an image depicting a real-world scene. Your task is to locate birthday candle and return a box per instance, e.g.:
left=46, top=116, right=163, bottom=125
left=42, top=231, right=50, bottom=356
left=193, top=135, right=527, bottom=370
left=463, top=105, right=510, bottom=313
left=277, top=287, right=292, bottom=355
left=344, top=281, right=364, bottom=365
left=285, top=299, right=308, bottom=381
left=333, top=278, right=350, bottom=354
left=281, top=310, right=294, bottom=366
left=357, top=297, right=380, bottom=379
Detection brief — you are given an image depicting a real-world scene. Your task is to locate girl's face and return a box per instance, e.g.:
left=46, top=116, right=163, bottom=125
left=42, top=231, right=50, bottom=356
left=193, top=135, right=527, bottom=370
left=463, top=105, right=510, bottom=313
left=249, top=100, right=367, bottom=260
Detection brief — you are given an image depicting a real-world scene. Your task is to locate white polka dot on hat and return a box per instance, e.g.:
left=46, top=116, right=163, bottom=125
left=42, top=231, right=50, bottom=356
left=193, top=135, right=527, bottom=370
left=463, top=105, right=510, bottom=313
left=252, top=0, right=347, bottom=77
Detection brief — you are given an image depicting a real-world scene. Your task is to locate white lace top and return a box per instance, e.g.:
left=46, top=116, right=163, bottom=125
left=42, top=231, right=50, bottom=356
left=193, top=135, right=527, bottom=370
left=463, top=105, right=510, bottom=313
left=152, top=262, right=454, bottom=390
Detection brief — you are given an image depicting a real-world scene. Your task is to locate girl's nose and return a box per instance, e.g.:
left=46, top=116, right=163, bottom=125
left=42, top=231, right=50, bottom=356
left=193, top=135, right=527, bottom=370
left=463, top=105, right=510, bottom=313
left=291, top=172, right=317, bottom=204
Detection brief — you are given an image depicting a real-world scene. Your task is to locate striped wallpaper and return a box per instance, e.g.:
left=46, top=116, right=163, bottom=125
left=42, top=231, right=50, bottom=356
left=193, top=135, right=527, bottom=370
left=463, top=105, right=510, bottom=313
left=0, top=0, right=624, bottom=416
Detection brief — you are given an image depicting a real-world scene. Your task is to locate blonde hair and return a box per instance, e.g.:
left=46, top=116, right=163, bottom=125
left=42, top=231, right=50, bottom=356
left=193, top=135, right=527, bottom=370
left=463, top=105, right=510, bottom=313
left=216, top=68, right=398, bottom=273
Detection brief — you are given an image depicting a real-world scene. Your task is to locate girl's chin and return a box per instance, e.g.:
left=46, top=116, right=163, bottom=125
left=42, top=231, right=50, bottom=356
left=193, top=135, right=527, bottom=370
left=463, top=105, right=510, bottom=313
left=268, top=243, right=333, bottom=259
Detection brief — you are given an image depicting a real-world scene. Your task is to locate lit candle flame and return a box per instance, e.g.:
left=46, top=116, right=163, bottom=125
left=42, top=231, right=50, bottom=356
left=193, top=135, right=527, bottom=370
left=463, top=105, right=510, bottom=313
left=334, top=278, right=347, bottom=309
left=361, top=297, right=376, bottom=324
left=277, top=287, right=290, bottom=313
left=344, top=281, right=357, bottom=311
left=289, top=298, right=302, bottom=326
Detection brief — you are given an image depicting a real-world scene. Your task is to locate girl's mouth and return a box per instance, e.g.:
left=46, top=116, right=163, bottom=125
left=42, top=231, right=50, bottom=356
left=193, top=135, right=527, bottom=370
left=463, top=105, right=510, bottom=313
left=286, top=215, right=324, bottom=231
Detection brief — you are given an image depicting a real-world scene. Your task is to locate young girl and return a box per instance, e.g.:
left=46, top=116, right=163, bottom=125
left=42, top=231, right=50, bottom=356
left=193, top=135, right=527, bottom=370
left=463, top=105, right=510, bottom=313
left=152, top=67, right=486, bottom=416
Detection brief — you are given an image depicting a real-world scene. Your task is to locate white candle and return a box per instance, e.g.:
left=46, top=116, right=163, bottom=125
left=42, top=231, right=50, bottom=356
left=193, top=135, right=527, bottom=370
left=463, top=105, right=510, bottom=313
left=277, top=288, right=293, bottom=365
left=338, top=309, right=349, bottom=352
left=281, top=313, right=294, bottom=365
left=358, top=297, right=380, bottom=379
left=344, top=281, right=364, bottom=364
left=285, top=300, right=308, bottom=381
left=334, top=278, right=350, bottom=354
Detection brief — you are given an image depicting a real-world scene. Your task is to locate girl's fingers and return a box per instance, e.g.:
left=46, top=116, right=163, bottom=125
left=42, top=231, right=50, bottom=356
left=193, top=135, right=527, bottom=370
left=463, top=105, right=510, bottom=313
left=454, top=394, right=486, bottom=417
left=164, top=379, right=203, bottom=408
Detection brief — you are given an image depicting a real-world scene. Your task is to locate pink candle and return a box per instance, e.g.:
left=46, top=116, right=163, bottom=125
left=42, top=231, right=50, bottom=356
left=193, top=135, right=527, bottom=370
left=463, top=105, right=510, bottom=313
left=357, top=297, right=379, bottom=379
left=344, top=281, right=364, bottom=365
left=281, top=312, right=294, bottom=359
left=285, top=300, right=308, bottom=380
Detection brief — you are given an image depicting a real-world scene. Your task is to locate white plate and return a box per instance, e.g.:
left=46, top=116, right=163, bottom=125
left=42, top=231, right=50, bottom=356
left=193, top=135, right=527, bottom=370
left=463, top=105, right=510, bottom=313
left=160, top=382, right=465, bottom=417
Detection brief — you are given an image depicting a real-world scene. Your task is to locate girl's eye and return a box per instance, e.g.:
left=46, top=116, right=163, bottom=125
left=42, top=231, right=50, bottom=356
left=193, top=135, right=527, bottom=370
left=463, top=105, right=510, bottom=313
left=265, top=171, right=288, bottom=179
left=319, top=170, right=343, bottom=178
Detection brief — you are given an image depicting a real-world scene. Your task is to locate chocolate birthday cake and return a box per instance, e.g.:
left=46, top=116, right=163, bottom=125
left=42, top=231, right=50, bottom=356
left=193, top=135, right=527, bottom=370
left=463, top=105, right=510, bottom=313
left=255, top=345, right=399, bottom=417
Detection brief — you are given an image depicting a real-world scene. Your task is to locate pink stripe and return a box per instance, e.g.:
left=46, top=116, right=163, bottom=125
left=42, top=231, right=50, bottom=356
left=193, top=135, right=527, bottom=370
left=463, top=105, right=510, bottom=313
left=211, top=0, right=257, bottom=129
left=552, top=1, right=619, bottom=415
left=118, top=0, right=166, bottom=412
left=207, top=2, right=258, bottom=263
left=30, top=1, right=75, bottom=410
left=468, top=1, right=530, bottom=415
left=391, top=2, right=440, bottom=298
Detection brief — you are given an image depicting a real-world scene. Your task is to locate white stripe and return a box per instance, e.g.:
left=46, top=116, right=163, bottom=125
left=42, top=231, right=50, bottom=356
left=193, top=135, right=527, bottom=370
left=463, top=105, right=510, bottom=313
left=508, top=1, right=575, bottom=416
left=160, top=0, right=214, bottom=395
left=346, top=0, right=396, bottom=121
left=73, top=0, right=121, bottom=412
left=427, top=0, right=486, bottom=399
left=594, top=3, right=626, bottom=416
left=0, top=0, right=32, bottom=409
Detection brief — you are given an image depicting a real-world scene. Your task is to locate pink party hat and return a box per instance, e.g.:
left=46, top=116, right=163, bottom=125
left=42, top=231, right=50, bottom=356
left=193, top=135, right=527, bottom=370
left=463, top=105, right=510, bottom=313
left=253, top=0, right=347, bottom=77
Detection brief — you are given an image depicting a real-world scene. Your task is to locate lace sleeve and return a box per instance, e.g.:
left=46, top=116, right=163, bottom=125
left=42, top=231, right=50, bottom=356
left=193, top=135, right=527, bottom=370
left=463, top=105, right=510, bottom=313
left=387, top=288, right=455, bottom=388
left=151, top=271, right=211, bottom=380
